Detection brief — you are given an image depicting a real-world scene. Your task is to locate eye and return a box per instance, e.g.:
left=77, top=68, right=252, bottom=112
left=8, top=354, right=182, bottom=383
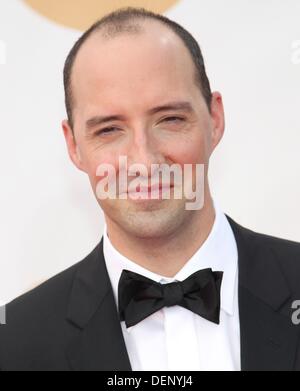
left=95, top=126, right=119, bottom=135
left=162, top=116, right=185, bottom=123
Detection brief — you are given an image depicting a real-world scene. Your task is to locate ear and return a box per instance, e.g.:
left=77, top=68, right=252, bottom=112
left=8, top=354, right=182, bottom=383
left=209, top=91, right=225, bottom=153
left=62, top=119, right=85, bottom=172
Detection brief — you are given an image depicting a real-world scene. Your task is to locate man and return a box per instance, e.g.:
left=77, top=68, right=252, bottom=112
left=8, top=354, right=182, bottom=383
left=0, top=7, right=300, bottom=371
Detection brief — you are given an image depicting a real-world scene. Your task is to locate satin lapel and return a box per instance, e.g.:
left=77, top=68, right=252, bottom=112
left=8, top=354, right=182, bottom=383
left=226, top=215, right=299, bottom=371
left=65, top=239, right=132, bottom=371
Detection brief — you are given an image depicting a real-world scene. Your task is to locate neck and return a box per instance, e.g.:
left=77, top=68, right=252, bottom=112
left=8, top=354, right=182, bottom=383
left=105, top=194, right=215, bottom=278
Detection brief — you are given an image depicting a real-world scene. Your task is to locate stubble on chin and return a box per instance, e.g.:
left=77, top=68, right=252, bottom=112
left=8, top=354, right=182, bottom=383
left=104, top=197, right=190, bottom=239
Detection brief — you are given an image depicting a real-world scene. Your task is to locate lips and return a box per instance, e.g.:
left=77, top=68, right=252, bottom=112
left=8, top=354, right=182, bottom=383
left=127, top=183, right=174, bottom=194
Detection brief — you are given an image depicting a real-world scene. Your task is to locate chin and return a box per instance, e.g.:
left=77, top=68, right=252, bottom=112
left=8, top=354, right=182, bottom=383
left=117, top=206, right=188, bottom=239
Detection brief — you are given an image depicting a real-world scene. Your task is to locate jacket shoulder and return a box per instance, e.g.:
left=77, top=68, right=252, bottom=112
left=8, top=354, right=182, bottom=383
left=251, top=227, right=300, bottom=285
left=226, top=214, right=300, bottom=287
left=0, top=243, right=100, bottom=370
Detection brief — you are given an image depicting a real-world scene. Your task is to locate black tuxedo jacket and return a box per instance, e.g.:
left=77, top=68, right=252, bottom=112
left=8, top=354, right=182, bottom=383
left=1, top=215, right=300, bottom=371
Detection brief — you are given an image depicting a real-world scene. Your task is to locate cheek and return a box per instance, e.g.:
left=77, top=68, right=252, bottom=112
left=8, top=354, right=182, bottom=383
left=80, top=147, right=118, bottom=190
left=167, top=132, right=208, bottom=166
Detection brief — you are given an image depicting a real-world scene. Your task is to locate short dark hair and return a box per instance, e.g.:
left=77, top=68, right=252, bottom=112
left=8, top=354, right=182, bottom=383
left=63, top=7, right=212, bottom=130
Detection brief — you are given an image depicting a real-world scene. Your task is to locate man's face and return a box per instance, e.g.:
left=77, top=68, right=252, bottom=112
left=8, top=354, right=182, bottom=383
left=63, top=21, right=224, bottom=238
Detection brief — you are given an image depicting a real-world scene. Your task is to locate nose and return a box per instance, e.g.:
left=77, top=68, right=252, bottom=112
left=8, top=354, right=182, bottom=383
left=126, top=126, right=166, bottom=172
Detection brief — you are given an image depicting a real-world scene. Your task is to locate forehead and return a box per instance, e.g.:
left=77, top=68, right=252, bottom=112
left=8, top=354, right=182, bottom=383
left=71, top=21, right=199, bottom=115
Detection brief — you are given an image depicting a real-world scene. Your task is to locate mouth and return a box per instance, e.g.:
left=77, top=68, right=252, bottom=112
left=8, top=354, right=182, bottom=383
left=126, top=183, right=174, bottom=199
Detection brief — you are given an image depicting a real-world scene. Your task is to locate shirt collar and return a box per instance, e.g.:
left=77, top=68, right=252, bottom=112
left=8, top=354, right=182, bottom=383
left=103, top=197, right=238, bottom=318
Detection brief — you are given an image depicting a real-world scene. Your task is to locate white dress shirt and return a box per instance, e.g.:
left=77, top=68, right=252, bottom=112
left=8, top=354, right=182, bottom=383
left=103, top=198, right=241, bottom=371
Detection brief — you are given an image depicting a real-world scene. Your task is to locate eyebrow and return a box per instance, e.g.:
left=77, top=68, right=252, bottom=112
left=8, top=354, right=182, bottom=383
left=85, top=101, right=194, bottom=131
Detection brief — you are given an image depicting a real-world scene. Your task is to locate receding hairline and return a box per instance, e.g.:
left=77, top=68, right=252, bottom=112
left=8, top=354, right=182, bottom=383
left=71, top=17, right=186, bottom=76
left=69, top=18, right=199, bottom=113
left=63, top=7, right=212, bottom=130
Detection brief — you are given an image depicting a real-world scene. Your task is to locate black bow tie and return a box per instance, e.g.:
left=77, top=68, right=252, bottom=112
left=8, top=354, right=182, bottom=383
left=118, top=268, right=223, bottom=328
